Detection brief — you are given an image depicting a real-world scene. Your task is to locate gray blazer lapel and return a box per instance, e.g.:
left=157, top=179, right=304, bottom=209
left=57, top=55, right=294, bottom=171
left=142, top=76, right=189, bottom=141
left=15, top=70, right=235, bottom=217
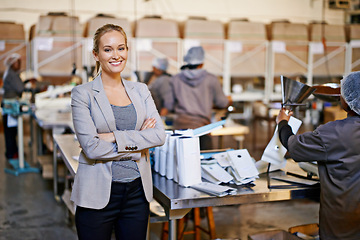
left=123, top=79, right=143, bottom=130
left=92, top=76, right=116, bottom=132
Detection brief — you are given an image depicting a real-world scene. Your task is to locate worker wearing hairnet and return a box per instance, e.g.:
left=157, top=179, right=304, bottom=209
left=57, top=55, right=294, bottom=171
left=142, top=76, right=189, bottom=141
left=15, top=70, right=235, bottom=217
left=168, top=46, right=230, bottom=150
left=276, top=71, right=360, bottom=240
left=1, top=53, right=25, bottom=160
left=145, top=57, right=172, bottom=116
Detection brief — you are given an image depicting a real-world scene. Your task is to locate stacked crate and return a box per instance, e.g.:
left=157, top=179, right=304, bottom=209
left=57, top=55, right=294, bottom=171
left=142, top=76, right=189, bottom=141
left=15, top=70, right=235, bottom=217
left=0, top=22, right=27, bottom=75
left=134, top=17, right=180, bottom=75
left=224, top=20, right=268, bottom=100
left=182, top=18, right=224, bottom=76
left=268, top=21, right=309, bottom=77
left=31, top=13, right=83, bottom=79
left=309, top=23, right=347, bottom=78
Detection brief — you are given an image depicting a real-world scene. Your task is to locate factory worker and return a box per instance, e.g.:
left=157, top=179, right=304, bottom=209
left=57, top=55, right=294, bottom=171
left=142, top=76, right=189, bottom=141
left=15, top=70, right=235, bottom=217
left=276, top=71, right=360, bottom=240
left=2, top=53, right=24, bottom=99
left=146, top=57, right=172, bottom=116
left=168, top=46, right=231, bottom=150
left=1, top=53, right=24, bottom=160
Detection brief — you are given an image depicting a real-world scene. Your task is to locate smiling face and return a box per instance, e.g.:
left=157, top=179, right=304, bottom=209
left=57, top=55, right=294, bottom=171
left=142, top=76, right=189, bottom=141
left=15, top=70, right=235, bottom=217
left=93, top=30, right=128, bottom=77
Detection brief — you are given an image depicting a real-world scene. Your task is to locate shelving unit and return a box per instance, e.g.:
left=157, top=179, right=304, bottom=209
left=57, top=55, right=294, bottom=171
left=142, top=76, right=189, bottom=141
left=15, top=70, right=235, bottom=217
left=24, top=16, right=359, bottom=110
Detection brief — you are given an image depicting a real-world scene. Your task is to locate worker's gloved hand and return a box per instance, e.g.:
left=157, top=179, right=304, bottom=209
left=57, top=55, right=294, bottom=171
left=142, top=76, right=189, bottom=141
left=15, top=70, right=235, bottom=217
left=276, top=108, right=293, bottom=124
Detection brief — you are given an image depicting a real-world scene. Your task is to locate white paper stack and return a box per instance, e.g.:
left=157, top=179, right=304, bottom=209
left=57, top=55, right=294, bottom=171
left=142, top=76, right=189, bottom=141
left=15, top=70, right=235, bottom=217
left=154, top=130, right=173, bottom=175
left=165, top=133, right=182, bottom=180
left=201, top=162, right=233, bottom=184
left=190, top=182, right=237, bottom=197
left=176, top=136, right=202, bottom=187
left=226, top=149, right=259, bottom=185
left=203, top=149, right=259, bottom=185
left=154, top=121, right=228, bottom=188
left=153, top=147, right=160, bottom=172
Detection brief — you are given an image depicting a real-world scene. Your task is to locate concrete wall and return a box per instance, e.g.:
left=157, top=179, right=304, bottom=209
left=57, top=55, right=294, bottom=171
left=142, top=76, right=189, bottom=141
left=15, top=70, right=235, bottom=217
left=1, top=0, right=346, bottom=37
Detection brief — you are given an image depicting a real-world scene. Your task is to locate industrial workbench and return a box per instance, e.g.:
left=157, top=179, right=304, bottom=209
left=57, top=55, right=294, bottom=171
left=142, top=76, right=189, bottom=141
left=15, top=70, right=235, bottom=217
left=52, top=133, right=320, bottom=240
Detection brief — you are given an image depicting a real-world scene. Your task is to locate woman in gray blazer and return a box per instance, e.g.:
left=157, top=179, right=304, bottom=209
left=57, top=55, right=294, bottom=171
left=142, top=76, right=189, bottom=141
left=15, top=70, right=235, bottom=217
left=71, top=24, right=166, bottom=240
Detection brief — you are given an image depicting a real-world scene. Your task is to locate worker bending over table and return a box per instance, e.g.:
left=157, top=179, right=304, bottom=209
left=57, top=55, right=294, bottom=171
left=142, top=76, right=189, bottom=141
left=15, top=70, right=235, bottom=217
left=276, top=71, right=360, bottom=240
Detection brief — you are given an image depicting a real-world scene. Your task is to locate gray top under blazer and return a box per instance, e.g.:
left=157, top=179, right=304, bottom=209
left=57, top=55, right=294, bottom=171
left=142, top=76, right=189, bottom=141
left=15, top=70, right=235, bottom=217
left=70, top=74, right=166, bottom=209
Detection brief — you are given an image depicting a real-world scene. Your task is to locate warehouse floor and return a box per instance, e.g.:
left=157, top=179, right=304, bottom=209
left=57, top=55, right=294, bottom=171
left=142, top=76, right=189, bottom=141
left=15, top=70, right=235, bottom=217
left=0, top=115, right=319, bottom=240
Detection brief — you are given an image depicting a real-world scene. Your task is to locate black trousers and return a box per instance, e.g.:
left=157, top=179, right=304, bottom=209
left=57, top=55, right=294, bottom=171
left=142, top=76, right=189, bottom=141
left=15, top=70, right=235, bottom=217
left=75, top=178, right=149, bottom=240
left=2, top=114, right=18, bottom=159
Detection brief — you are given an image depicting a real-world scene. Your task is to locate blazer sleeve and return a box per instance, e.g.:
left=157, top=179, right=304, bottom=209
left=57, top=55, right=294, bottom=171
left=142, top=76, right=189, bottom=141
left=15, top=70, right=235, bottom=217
left=113, top=83, right=166, bottom=152
left=71, top=86, right=141, bottom=161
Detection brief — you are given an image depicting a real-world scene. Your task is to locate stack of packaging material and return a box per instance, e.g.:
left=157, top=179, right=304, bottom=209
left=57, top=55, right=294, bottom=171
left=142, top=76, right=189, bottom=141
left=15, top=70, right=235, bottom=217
left=153, top=119, right=260, bottom=198
left=209, top=149, right=259, bottom=185
left=154, top=128, right=203, bottom=187
left=153, top=120, right=226, bottom=188
left=190, top=181, right=237, bottom=197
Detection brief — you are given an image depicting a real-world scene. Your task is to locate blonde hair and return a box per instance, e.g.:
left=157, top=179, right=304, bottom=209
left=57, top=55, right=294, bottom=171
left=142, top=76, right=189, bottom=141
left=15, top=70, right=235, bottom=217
left=93, top=24, right=128, bottom=76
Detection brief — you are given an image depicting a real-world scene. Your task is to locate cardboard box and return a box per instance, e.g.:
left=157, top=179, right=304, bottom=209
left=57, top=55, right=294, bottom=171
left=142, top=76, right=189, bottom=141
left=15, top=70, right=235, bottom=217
left=85, top=16, right=133, bottom=37
left=36, top=14, right=82, bottom=37
left=0, top=22, right=27, bottom=74
left=323, top=105, right=347, bottom=123
left=269, top=22, right=309, bottom=76
left=309, top=23, right=347, bottom=76
left=184, top=19, right=224, bottom=39
left=348, top=24, right=360, bottom=41
left=248, top=230, right=302, bottom=240
left=270, top=22, right=308, bottom=41
left=0, top=22, right=25, bottom=40
left=227, top=21, right=267, bottom=76
left=33, top=14, right=83, bottom=76
left=310, top=23, right=346, bottom=42
left=134, top=17, right=180, bottom=74
left=135, top=18, right=179, bottom=38
left=183, top=19, right=225, bottom=75
left=228, top=20, right=267, bottom=41
left=36, top=40, right=82, bottom=76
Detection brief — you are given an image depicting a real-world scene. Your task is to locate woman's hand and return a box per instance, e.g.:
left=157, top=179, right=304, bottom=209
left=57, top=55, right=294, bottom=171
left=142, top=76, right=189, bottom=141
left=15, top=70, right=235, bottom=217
left=276, top=108, right=293, bottom=124
left=141, top=118, right=156, bottom=130
left=98, top=132, right=116, bottom=143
